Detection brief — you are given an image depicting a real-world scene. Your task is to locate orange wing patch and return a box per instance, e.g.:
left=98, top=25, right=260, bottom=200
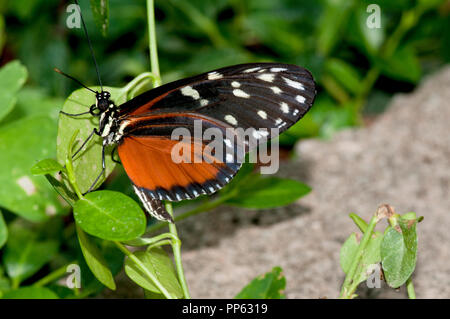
left=117, top=136, right=240, bottom=201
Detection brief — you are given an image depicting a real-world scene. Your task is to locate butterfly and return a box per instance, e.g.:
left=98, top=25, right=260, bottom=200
left=61, top=63, right=316, bottom=222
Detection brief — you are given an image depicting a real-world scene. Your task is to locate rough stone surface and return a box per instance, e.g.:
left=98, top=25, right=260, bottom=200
left=176, top=67, right=450, bottom=299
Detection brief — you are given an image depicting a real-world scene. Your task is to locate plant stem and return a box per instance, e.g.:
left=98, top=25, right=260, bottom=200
left=114, top=241, right=174, bottom=299
left=147, top=0, right=161, bottom=87
left=165, top=202, right=191, bottom=299
left=33, top=262, right=76, bottom=287
left=117, top=72, right=156, bottom=101
left=122, top=232, right=179, bottom=247
left=340, top=214, right=378, bottom=299
left=406, top=277, right=416, bottom=299
left=66, top=130, right=84, bottom=199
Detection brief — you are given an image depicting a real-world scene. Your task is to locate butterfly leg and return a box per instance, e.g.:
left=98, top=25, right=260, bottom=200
left=83, top=143, right=106, bottom=195
left=72, top=129, right=97, bottom=159
left=111, top=146, right=121, bottom=164
left=60, top=110, right=91, bottom=117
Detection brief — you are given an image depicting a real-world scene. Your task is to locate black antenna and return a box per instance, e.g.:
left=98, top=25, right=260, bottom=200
left=54, top=68, right=97, bottom=94
left=74, top=0, right=103, bottom=91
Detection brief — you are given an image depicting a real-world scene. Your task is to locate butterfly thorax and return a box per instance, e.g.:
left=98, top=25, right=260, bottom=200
left=95, top=91, right=122, bottom=146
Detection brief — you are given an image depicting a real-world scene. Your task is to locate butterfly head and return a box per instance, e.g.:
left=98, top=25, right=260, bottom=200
left=95, top=91, right=112, bottom=112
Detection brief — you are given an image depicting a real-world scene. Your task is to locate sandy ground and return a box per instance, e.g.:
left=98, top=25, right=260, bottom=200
left=105, top=66, right=450, bottom=299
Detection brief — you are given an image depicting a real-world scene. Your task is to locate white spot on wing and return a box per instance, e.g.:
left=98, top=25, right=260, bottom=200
left=17, top=176, right=36, bottom=196
left=296, top=95, right=306, bottom=103
left=257, top=73, right=275, bottom=82
left=283, top=77, right=305, bottom=90
left=225, top=115, right=238, bottom=125
left=181, top=85, right=200, bottom=100
left=270, top=67, right=287, bottom=72
left=233, top=89, right=250, bottom=98
left=271, top=86, right=282, bottom=94
left=243, top=67, right=260, bottom=73
left=231, top=81, right=240, bottom=88
left=280, top=102, right=289, bottom=114
left=257, top=110, right=267, bottom=119
left=275, top=118, right=286, bottom=128
left=226, top=153, right=233, bottom=162
left=208, top=71, right=223, bottom=80
left=200, top=99, right=209, bottom=106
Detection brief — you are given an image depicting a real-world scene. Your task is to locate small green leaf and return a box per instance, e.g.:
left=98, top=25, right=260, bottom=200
left=44, top=174, right=77, bottom=207
left=90, top=0, right=109, bottom=37
left=57, top=87, right=125, bottom=194
left=73, top=190, right=146, bottom=241
left=340, top=231, right=383, bottom=285
left=0, top=210, right=7, bottom=248
left=3, top=223, right=59, bottom=284
left=381, top=217, right=419, bottom=288
left=325, top=59, right=362, bottom=95
left=0, top=60, right=28, bottom=121
left=124, top=248, right=183, bottom=298
left=76, top=225, right=116, bottom=290
left=316, top=0, right=354, bottom=56
left=225, top=175, right=311, bottom=209
left=235, top=266, right=286, bottom=299
left=349, top=213, right=368, bottom=233
left=375, top=46, right=421, bottom=83
left=2, top=286, right=59, bottom=299
left=31, top=159, right=64, bottom=176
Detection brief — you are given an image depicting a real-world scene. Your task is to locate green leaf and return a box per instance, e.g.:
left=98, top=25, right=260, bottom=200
left=56, top=87, right=125, bottom=194
left=44, top=174, right=77, bottom=207
left=0, top=210, right=7, bottom=248
left=316, top=0, right=354, bottom=56
left=349, top=213, right=368, bottom=233
left=73, top=190, right=146, bottom=241
left=0, top=60, right=28, bottom=121
left=90, top=0, right=109, bottom=36
left=3, top=223, right=59, bottom=284
left=225, top=175, right=311, bottom=209
left=1, top=87, right=63, bottom=125
left=235, top=266, right=286, bottom=299
left=278, top=113, right=321, bottom=145
left=375, top=46, right=421, bottom=83
left=76, top=225, right=116, bottom=290
left=2, top=286, right=58, bottom=299
left=30, top=159, right=64, bottom=176
left=381, top=217, right=419, bottom=288
left=0, top=116, right=63, bottom=221
left=325, top=58, right=362, bottom=95
left=340, top=231, right=383, bottom=285
left=124, top=248, right=183, bottom=298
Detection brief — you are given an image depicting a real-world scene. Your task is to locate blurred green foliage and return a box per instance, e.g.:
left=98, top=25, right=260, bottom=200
left=0, top=0, right=448, bottom=298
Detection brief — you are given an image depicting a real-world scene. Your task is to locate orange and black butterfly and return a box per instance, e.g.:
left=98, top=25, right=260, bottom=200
left=60, top=3, right=316, bottom=222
